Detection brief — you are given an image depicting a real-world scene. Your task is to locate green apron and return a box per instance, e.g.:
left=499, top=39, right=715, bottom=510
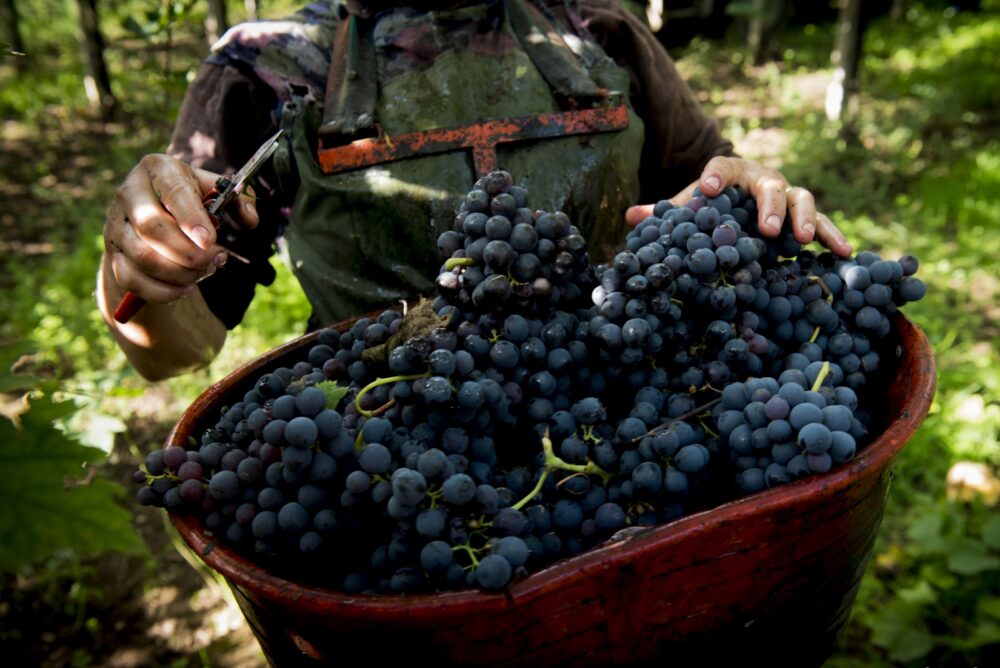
left=279, top=0, right=645, bottom=326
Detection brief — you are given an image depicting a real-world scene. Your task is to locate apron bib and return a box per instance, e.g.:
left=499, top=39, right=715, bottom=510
left=280, top=0, right=645, bottom=326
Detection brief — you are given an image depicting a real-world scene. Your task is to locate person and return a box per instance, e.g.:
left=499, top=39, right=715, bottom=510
left=97, top=0, right=852, bottom=381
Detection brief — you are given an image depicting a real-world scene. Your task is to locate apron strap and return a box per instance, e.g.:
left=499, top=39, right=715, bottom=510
left=319, top=0, right=613, bottom=145
left=505, top=0, right=607, bottom=104
left=319, top=15, right=378, bottom=142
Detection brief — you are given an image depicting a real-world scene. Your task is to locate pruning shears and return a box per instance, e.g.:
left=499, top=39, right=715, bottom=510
left=113, top=130, right=283, bottom=324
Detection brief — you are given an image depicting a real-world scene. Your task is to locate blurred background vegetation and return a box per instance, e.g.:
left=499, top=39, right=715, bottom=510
left=1, top=0, right=997, bottom=666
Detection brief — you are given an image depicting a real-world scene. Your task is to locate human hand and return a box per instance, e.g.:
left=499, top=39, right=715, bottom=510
left=625, top=157, right=852, bottom=257
left=102, top=154, right=259, bottom=305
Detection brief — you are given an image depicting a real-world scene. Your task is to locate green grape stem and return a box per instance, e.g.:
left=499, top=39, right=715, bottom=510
left=512, top=468, right=550, bottom=511
left=512, top=431, right=613, bottom=510
left=810, top=361, right=832, bottom=392
left=444, top=257, right=475, bottom=270
left=426, top=487, right=444, bottom=509
left=699, top=417, right=720, bottom=438
left=452, top=542, right=482, bottom=569
left=354, top=372, right=429, bottom=418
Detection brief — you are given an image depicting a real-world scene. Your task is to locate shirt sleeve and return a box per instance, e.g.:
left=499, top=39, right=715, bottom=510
left=167, top=62, right=282, bottom=330
left=575, top=0, right=736, bottom=201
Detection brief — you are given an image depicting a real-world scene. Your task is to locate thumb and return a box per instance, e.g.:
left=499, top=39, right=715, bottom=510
left=191, top=166, right=260, bottom=229
left=626, top=180, right=701, bottom=227
left=625, top=204, right=655, bottom=227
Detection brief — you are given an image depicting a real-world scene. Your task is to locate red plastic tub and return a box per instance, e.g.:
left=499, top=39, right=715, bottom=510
left=168, top=313, right=935, bottom=668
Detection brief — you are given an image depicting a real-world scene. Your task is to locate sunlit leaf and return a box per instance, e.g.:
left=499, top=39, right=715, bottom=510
left=317, top=381, right=350, bottom=410
left=897, top=580, right=937, bottom=606
left=63, top=411, right=127, bottom=455
left=0, top=394, right=145, bottom=573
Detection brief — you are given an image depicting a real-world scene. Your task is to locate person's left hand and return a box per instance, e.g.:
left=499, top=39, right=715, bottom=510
left=625, top=156, right=853, bottom=257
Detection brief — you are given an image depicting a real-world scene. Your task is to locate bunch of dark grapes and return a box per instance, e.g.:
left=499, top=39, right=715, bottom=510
left=435, top=169, right=593, bottom=315
left=134, top=171, right=926, bottom=595
left=714, top=367, right=864, bottom=494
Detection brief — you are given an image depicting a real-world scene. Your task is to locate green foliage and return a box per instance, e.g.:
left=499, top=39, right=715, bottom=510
left=0, top=389, right=146, bottom=573
left=121, top=0, right=198, bottom=43
left=7, top=234, right=120, bottom=375
left=864, top=6, right=1000, bottom=114
left=849, top=499, right=1000, bottom=665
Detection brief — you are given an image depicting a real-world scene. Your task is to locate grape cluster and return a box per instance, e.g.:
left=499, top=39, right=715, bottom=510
left=436, top=169, right=592, bottom=315
left=715, top=369, right=864, bottom=494
left=134, top=171, right=926, bottom=595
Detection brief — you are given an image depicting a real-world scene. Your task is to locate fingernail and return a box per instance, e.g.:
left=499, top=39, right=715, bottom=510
left=803, top=222, right=815, bottom=236
left=213, top=251, right=228, bottom=266
left=766, top=214, right=782, bottom=231
left=181, top=284, right=197, bottom=295
left=705, top=176, right=721, bottom=191
left=191, top=225, right=210, bottom=247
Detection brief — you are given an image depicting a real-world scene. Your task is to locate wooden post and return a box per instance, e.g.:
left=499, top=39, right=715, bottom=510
left=825, top=0, right=863, bottom=125
left=746, top=0, right=788, bottom=65
left=1, top=0, right=25, bottom=68
left=205, top=0, right=229, bottom=44
left=74, top=0, right=116, bottom=119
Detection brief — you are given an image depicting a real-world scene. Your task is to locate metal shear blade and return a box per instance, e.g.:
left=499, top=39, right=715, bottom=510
left=207, top=129, right=283, bottom=216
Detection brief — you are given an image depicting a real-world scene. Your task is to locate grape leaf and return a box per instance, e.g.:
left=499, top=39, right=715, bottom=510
left=896, top=580, right=936, bottom=606
left=982, top=515, right=1000, bottom=550
left=946, top=538, right=1000, bottom=576
left=969, top=621, right=1000, bottom=647
left=885, top=627, right=935, bottom=663
left=0, top=394, right=146, bottom=573
left=63, top=410, right=127, bottom=455
left=979, top=596, right=1000, bottom=621
left=907, top=511, right=949, bottom=555
left=0, top=340, right=42, bottom=393
left=0, top=373, right=41, bottom=393
left=317, top=380, right=350, bottom=410
left=870, top=600, right=934, bottom=663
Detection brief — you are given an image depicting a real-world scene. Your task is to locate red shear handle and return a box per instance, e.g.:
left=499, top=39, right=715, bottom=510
left=111, top=188, right=224, bottom=324
left=112, top=291, right=146, bottom=324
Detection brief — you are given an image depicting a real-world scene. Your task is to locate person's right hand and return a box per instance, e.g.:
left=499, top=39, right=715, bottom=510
left=103, top=154, right=259, bottom=305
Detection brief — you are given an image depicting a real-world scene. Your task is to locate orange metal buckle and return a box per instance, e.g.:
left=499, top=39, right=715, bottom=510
left=317, top=104, right=629, bottom=177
